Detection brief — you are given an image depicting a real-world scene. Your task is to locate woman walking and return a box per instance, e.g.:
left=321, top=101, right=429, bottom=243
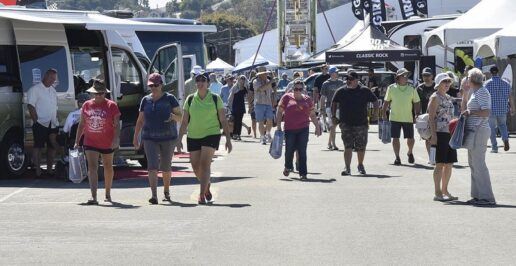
left=462, top=68, right=496, bottom=205
left=75, top=80, right=120, bottom=205
left=133, top=73, right=182, bottom=204
left=178, top=72, right=232, bottom=204
left=276, top=80, right=321, bottom=180
left=227, top=75, right=249, bottom=140
left=428, top=73, right=458, bottom=201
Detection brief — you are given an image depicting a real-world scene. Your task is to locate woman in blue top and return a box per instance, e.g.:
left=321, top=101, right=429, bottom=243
left=133, top=73, right=183, bottom=204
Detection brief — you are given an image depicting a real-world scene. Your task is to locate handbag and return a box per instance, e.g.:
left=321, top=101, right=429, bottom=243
left=448, top=115, right=466, bottom=149
left=69, top=147, right=88, bottom=183
left=269, top=130, right=284, bottom=159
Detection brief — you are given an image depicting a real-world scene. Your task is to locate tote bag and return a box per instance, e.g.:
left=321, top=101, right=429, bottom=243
left=69, top=148, right=88, bottom=183
left=449, top=115, right=466, bottom=149
left=269, top=130, right=284, bottom=159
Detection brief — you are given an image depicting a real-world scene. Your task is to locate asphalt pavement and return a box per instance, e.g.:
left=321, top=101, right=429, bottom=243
left=1, top=122, right=516, bottom=265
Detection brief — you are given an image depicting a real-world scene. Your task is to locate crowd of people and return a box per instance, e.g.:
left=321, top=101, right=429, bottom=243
left=26, top=61, right=514, bottom=206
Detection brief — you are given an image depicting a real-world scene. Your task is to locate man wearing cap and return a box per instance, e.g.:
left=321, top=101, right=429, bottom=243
left=26, top=68, right=59, bottom=177
left=332, top=71, right=378, bottom=175
left=185, top=65, right=203, bottom=97
left=320, top=66, right=344, bottom=150
left=220, top=74, right=235, bottom=106
left=209, top=73, right=223, bottom=95
left=485, top=66, right=515, bottom=153
left=382, top=68, right=421, bottom=165
left=253, top=66, right=275, bottom=144
left=417, top=67, right=435, bottom=114
left=75, top=80, right=121, bottom=205
left=313, top=64, right=330, bottom=107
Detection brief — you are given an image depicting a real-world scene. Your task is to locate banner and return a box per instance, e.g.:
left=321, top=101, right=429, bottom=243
left=352, top=0, right=364, bottom=20
left=369, top=0, right=386, bottom=28
left=398, top=0, right=416, bottom=20
left=413, top=0, right=428, bottom=17
left=362, top=0, right=371, bottom=14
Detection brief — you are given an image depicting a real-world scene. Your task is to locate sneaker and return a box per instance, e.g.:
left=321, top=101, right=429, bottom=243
left=86, top=199, right=99, bottom=205
left=148, top=197, right=158, bottom=205
left=504, top=140, right=510, bottom=151
left=394, top=157, right=401, bottom=166
left=299, top=175, right=307, bottom=181
left=490, top=149, right=498, bottom=153
left=261, top=136, right=267, bottom=145
left=341, top=169, right=351, bottom=176
left=357, top=164, right=366, bottom=175
left=407, top=153, right=415, bottom=164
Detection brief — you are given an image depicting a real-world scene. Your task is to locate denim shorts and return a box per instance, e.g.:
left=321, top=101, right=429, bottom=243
left=143, top=139, right=176, bottom=171
left=254, top=104, right=274, bottom=122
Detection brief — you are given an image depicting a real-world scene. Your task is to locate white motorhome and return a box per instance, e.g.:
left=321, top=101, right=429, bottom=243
left=0, top=7, right=191, bottom=177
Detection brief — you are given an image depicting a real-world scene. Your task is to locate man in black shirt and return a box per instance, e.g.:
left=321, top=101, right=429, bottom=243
left=313, top=64, right=330, bottom=108
left=332, top=71, right=379, bottom=175
left=417, top=67, right=435, bottom=114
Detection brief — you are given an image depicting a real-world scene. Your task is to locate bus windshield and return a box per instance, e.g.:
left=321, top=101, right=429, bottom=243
left=135, top=31, right=206, bottom=70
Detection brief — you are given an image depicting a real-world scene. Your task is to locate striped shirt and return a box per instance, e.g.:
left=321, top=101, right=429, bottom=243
left=485, top=76, right=511, bottom=116
left=466, top=86, right=491, bottom=130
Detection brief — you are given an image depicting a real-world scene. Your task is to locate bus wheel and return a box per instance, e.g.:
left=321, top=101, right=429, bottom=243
left=0, top=137, right=27, bottom=177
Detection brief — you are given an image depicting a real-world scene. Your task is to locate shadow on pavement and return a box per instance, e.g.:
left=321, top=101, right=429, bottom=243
left=78, top=201, right=140, bottom=209
left=353, top=174, right=398, bottom=178
left=444, top=201, right=516, bottom=208
left=403, top=163, right=434, bottom=170
left=280, top=177, right=336, bottom=183
left=206, top=203, right=251, bottom=208
left=167, top=201, right=198, bottom=208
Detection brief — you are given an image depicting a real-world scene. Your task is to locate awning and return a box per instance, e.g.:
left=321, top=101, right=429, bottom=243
left=325, top=26, right=420, bottom=64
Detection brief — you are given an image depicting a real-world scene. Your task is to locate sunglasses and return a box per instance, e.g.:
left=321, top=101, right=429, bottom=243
left=148, top=84, right=161, bottom=88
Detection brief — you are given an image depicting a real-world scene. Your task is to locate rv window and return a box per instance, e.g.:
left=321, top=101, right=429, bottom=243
left=0, top=45, right=21, bottom=90
left=111, top=48, right=143, bottom=96
left=17, top=45, right=70, bottom=93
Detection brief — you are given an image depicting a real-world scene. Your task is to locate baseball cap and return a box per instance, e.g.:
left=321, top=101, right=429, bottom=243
left=147, top=73, right=163, bottom=86
left=345, top=71, right=359, bottom=80
left=195, top=72, right=209, bottom=81
left=329, top=66, right=338, bottom=74
left=422, top=67, right=433, bottom=76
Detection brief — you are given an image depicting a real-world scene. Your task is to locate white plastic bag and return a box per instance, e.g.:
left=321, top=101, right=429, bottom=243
left=69, top=148, right=88, bottom=183
left=269, top=130, right=284, bottom=159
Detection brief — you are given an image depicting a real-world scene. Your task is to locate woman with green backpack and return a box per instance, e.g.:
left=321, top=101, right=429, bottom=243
left=177, top=72, right=232, bottom=205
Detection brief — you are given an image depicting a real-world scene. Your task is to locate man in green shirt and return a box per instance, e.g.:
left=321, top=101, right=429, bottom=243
left=382, top=68, right=421, bottom=165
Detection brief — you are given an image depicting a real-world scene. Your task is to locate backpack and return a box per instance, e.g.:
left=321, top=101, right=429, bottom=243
left=186, top=94, right=222, bottom=128
left=415, top=113, right=431, bottom=140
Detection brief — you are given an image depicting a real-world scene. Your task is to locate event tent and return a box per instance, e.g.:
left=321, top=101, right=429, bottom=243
left=474, top=21, right=516, bottom=58
left=206, top=58, right=234, bottom=73
left=423, top=0, right=516, bottom=49
left=325, top=25, right=420, bottom=64
left=232, top=53, right=278, bottom=73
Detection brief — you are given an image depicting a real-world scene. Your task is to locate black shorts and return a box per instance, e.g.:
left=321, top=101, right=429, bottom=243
left=83, top=145, right=115, bottom=154
left=251, top=111, right=256, bottom=120
left=32, top=122, right=58, bottom=149
left=391, top=121, right=414, bottom=139
left=436, top=132, right=458, bottom=164
left=187, top=134, right=221, bottom=152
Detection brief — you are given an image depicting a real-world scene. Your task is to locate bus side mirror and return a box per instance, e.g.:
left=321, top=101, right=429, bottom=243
left=207, top=43, right=218, bottom=61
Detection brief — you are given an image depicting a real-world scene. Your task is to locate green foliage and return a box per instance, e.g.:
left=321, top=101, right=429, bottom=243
left=455, top=49, right=475, bottom=67
left=48, top=0, right=148, bottom=11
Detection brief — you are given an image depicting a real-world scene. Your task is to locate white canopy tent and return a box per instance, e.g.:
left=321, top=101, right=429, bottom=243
left=233, top=53, right=278, bottom=73
left=423, top=0, right=516, bottom=49
left=474, top=21, right=516, bottom=58
left=206, top=58, right=234, bottom=74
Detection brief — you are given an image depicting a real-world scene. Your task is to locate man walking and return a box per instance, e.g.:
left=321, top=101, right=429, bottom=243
left=220, top=74, right=234, bottom=106
left=253, top=66, right=275, bottom=144
left=485, top=66, right=515, bottom=153
left=382, top=68, right=421, bottom=165
left=332, top=71, right=378, bottom=175
left=26, top=68, right=59, bottom=177
left=417, top=67, right=435, bottom=156
left=278, top=73, right=290, bottom=90
left=313, top=64, right=330, bottom=107
left=209, top=73, right=223, bottom=95
left=320, top=66, right=344, bottom=150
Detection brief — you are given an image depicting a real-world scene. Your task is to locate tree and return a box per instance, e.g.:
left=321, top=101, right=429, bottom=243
left=201, top=12, right=257, bottom=64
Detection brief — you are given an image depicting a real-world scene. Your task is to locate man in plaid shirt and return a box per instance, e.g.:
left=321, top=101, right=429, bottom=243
left=485, top=66, right=515, bottom=153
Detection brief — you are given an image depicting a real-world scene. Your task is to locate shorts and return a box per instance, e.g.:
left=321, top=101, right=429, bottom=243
left=143, top=139, right=176, bottom=171
left=390, top=121, right=414, bottom=139
left=251, top=111, right=256, bottom=120
left=32, top=122, right=58, bottom=149
left=254, top=104, right=274, bottom=122
left=83, top=145, right=115, bottom=154
left=340, top=124, right=369, bottom=151
left=187, top=134, right=221, bottom=152
left=436, top=132, right=458, bottom=164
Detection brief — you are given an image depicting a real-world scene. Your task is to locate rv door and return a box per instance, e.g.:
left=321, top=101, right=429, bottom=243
left=148, top=43, right=185, bottom=105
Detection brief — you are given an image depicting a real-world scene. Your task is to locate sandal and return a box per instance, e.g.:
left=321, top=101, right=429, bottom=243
left=104, top=195, right=112, bottom=202
left=86, top=199, right=98, bottom=205
left=148, top=197, right=158, bottom=205
left=205, top=184, right=213, bottom=202
left=163, top=191, right=171, bottom=202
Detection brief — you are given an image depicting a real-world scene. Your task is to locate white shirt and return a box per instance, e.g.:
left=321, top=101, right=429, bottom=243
left=63, top=109, right=81, bottom=133
left=26, top=82, right=59, bottom=128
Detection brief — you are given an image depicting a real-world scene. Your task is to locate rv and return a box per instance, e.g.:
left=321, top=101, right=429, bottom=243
left=0, top=7, right=196, bottom=177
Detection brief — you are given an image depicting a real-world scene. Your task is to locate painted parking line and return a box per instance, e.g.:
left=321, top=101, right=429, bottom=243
left=0, top=180, right=39, bottom=203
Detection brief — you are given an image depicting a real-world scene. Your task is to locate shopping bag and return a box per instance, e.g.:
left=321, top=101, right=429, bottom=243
left=68, top=148, right=88, bottom=183
left=269, top=130, right=284, bottom=159
left=448, top=115, right=465, bottom=149
left=380, top=120, right=391, bottom=144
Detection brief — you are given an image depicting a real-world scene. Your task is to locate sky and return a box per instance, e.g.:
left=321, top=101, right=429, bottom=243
left=148, top=0, right=173, bottom=8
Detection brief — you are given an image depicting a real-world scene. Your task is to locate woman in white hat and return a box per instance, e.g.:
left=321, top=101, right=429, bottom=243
left=427, top=73, right=457, bottom=201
